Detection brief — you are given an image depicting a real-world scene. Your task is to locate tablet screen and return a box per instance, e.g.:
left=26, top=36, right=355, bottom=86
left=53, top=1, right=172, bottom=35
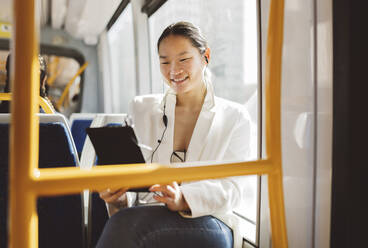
left=86, top=125, right=148, bottom=192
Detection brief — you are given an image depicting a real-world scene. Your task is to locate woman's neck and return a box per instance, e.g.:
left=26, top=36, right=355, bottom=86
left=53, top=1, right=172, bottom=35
left=176, top=82, right=207, bottom=110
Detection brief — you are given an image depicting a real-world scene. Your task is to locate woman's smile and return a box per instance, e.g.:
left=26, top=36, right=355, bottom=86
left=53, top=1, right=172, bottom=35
left=171, top=76, right=189, bottom=84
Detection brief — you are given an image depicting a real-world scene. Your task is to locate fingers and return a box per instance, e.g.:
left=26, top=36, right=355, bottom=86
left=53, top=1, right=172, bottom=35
left=149, top=182, right=181, bottom=207
left=172, top=181, right=180, bottom=191
left=153, top=194, right=172, bottom=204
left=99, top=188, right=127, bottom=203
left=149, top=182, right=177, bottom=192
left=149, top=184, right=176, bottom=198
left=148, top=182, right=189, bottom=212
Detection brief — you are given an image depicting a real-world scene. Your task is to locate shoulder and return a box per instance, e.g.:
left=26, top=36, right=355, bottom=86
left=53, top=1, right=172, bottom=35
left=214, top=96, right=251, bottom=123
left=130, top=94, right=163, bottom=113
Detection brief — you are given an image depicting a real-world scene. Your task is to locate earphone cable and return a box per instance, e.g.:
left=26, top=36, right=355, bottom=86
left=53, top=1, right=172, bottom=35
left=150, top=122, right=167, bottom=163
left=150, top=100, right=168, bottom=163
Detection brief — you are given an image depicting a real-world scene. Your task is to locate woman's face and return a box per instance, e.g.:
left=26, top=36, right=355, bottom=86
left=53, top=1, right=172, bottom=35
left=158, top=35, right=207, bottom=95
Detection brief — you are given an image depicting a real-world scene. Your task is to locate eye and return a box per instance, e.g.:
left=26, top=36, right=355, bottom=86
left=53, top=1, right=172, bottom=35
left=180, top=57, right=191, bottom=62
left=160, top=62, right=169, bottom=65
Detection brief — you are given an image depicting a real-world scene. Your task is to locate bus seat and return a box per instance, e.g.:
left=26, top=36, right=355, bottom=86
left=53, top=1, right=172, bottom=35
left=79, top=114, right=128, bottom=248
left=0, top=113, right=84, bottom=248
left=0, top=122, right=9, bottom=248
left=69, top=113, right=96, bottom=157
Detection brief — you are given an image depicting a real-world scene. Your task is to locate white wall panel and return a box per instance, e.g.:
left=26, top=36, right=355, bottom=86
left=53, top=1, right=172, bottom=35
left=64, top=0, right=121, bottom=45
left=51, top=0, right=67, bottom=29
left=315, top=0, right=333, bottom=247
left=281, top=0, right=315, bottom=247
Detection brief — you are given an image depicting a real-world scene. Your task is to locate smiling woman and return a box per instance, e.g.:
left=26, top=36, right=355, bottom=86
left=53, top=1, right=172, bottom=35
left=158, top=33, right=209, bottom=97
left=96, top=22, right=254, bottom=248
left=0, top=0, right=343, bottom=247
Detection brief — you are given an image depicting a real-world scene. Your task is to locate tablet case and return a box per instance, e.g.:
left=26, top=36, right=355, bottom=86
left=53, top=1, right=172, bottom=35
left=85, top=125, right=148, bottom=192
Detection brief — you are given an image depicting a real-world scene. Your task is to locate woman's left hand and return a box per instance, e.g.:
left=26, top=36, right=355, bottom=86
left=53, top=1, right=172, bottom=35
left=149, top=182, right=190, bottom=212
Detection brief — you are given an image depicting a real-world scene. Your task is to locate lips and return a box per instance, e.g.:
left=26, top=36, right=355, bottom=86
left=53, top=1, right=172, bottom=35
left=171, top=76, right=189, bottom=84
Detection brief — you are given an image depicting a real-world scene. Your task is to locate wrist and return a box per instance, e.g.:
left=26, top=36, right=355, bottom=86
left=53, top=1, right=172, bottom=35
left=181, top=195, right=190, bottom=211
left=107, top=203, right=121, bottom=217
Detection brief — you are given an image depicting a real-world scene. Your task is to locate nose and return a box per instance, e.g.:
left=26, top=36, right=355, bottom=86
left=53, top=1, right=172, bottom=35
left=169, top=63, right=183, bottom=78
left=170, top=70, right=184, bottom=78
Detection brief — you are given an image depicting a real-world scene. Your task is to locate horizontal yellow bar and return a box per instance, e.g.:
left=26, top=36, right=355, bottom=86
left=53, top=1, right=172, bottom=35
left=0, top=93, right=54, bottom=114
left=32, top=160, right=273, bottom=196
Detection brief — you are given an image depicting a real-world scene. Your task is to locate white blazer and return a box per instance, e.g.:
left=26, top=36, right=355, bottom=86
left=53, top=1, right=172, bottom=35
left=130, top=83, right=256, bottom=248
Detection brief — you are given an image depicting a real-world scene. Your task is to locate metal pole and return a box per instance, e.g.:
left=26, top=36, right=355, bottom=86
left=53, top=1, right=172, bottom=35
left=9, top=0, right=39, bottom=247
left=265, top=0, right=288, bottom=247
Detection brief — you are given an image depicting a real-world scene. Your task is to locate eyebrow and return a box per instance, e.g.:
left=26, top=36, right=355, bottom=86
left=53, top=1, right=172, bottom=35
left=159, top=51, right=189, bottom=59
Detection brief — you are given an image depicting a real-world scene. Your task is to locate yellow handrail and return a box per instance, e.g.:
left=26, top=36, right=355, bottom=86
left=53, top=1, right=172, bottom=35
left=9, top=0, right=287, bottom=247
left=10, top=1, right=40, bottom=247
left=47, top=57, right=61, bottom=86
left=33, top=161, right=273, bottom=195
left=56, top=62, right=88, bottom=110
left=265, top=0, right=287, bottom=246
left=0, top=93, right=54, bottom=114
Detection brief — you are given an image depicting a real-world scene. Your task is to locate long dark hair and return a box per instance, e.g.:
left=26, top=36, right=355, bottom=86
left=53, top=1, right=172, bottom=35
left=157, top=21, right=208, bottom=56
left=4, top=54, right=47, bottom=97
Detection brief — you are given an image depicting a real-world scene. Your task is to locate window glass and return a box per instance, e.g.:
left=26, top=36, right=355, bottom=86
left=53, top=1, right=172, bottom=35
left=44, top=55, right=82, bottom=117
left=107, top=3, right=136, bottom=113
left=1, top=51, right=83, bottom=117
left=149, top=0, right=259, bottom=244
left=0, top=51, right=8, bottom=91
left=149, top=0, right=258, bottom=106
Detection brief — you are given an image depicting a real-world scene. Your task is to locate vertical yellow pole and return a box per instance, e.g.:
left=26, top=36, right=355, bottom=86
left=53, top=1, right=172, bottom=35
left=265, top=0, right=288, bottom=247
left=9, top=0, right=39, bottom=247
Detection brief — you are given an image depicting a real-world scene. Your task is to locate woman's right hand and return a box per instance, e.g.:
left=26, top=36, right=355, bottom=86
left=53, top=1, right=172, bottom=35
left=99, top=188, right=128, bottom=205
left=99, top=188, right=130, bottom=217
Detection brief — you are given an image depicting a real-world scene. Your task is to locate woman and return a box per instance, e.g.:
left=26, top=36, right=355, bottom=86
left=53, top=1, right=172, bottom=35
left=97, top=21, right=254, bottom=248
left=0, top=54, right=55, bottom=113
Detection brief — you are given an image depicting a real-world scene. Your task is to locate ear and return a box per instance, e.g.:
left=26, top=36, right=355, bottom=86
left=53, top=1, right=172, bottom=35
left=204, top=47, right=211, bottom=64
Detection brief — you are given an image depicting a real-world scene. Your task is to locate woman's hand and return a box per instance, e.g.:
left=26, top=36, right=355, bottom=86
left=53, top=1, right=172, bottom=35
left=99, top=188, right=128, bottom=204
left=149, top=182, right=190, bottom=212
left=99, top=188, right=128, bottom=216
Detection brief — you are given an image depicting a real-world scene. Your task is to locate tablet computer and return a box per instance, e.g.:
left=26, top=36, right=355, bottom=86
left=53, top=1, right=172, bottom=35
left=85, top=125, right=149, bottom=192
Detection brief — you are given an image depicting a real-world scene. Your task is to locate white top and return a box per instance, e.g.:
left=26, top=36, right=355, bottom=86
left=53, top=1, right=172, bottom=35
left=128, top=83, right=256, bottom=248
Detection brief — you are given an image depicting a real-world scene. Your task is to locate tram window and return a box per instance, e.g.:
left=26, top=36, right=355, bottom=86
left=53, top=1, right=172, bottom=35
left=42, top=55, right=82, bottom=117
left=107, top=3, right=136, bottom=113
left=149, top=0, right=258, bottom=106
left=0, top=51, right=7, bottom=92
left=148, top=0, right=259, bottom=244
left=0, top=51, right=82, bottom=117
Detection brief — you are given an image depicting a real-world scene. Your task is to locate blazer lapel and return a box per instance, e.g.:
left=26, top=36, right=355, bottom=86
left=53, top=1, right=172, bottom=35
left=186, top=108, right=215, bottom=162
left=186, top=84, right=217, bottom=162
left=156, top=82, right=217, bottom=163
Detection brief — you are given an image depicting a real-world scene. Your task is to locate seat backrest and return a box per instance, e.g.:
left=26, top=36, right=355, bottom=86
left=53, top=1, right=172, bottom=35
left=69, top=113, right=96, bottom=156
left=0, top=113, right=84, bottom=248
left=78, top=114, right=128, bottom=248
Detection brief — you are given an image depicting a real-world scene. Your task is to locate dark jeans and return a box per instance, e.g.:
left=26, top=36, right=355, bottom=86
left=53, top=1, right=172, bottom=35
left=96, top=206, right=233, bottom=248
